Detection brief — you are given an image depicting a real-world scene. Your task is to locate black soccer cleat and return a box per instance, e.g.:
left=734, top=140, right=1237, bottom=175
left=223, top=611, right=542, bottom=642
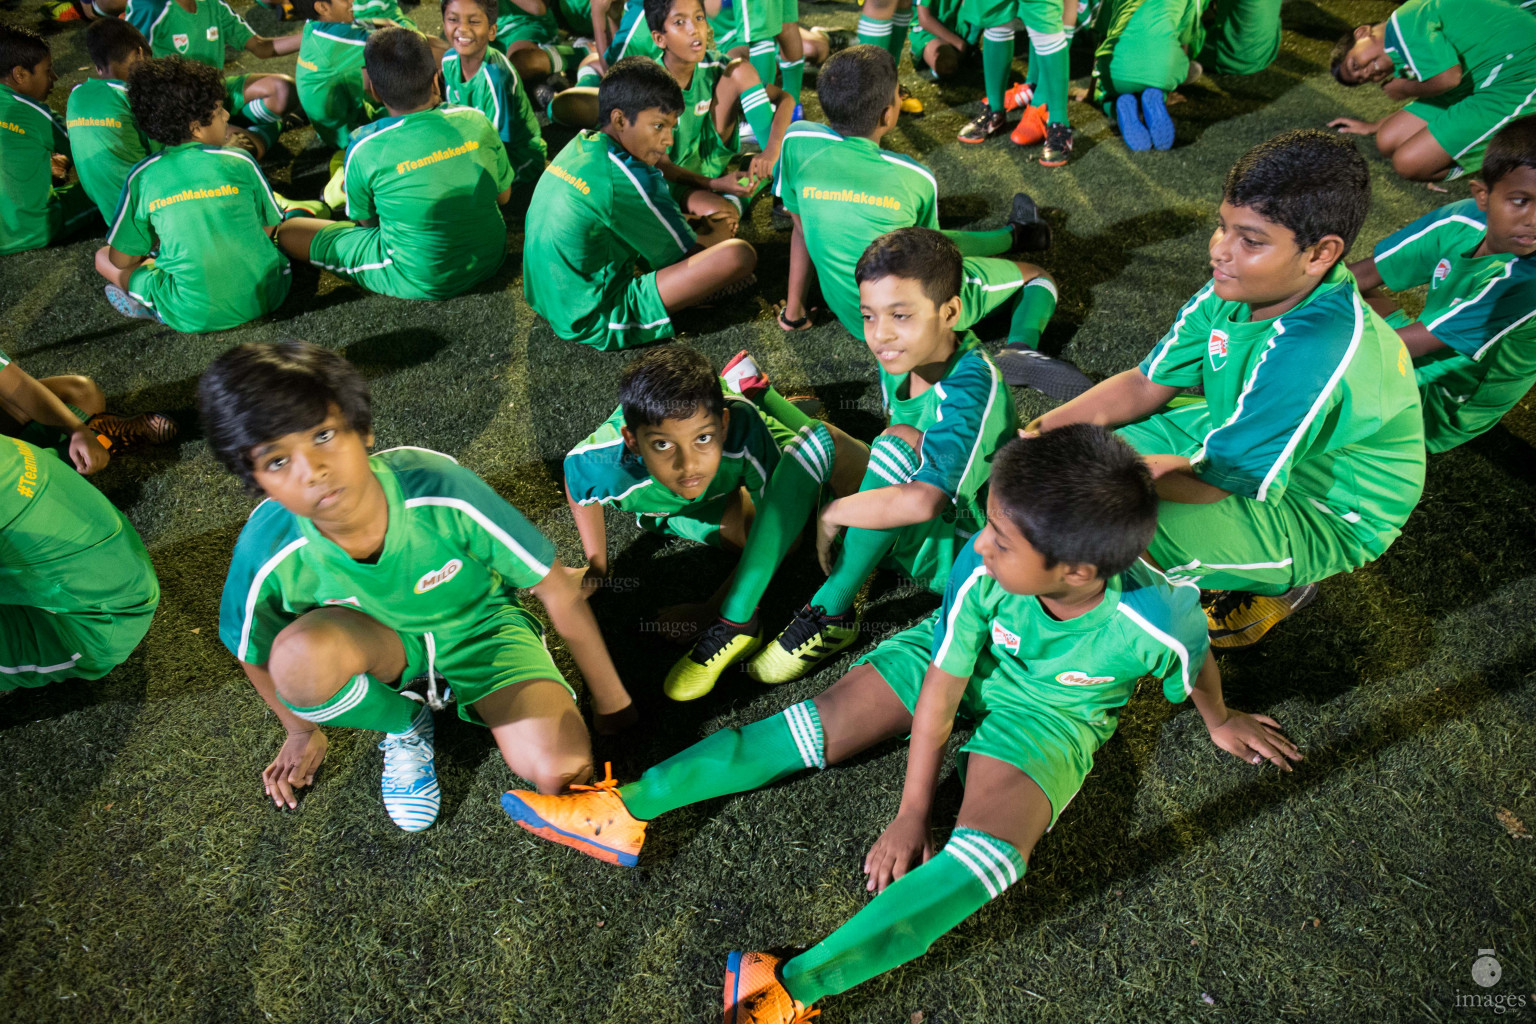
left=1008, top=191, right=1052, bottom=252
left=995, top=347, right=1094, bottom=400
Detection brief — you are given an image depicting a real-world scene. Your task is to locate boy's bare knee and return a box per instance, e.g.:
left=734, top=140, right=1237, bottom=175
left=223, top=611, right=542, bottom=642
left=267, top=613, right=352, bottom=705
left=881, top=423, right=922, bottom=450
left=1391, top=150, right=1434, bottom=181
left=723, top=238, right=757, bottom=277
left=48, top=375, right=105, bottom=415
left=534, top=755, right=594, bottom=794
left=1375, top=132, right=1398, bottom=159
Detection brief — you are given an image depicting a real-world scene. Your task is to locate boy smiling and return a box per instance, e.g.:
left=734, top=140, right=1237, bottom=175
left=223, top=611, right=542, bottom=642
left=1029, top=129, right=1426, bottom=650
left=442, top=0, right=548, bottom=183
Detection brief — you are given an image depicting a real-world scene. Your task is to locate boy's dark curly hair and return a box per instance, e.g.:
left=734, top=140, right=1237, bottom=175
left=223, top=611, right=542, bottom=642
left=127, top=55, right=226, bottom=147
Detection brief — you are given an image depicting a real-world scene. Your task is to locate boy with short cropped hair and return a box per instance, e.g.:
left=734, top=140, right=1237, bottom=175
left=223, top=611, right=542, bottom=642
left=95, top=56, right=295, bottom=332
left=1328, top=0, right=1536, bottom=182
left=0, top=27, right=99, bottom=256
left=523, top=56, right=757, bottom=349
left=67, top=19, right=159, bottom=226
left=294, top=0, right=379, bottom=150
left=1349, top=115, right=1536, bottom=454
left=564, top=346, right=867, bottom=699
left=442, top=0, right=549, bottom=183
left=278, top=27, right=516, bottom=300
left=1031, top=129, right=1426, bottom=650
left=203, top=341, right=636, bottom=832
left=502, top=427, right=1300, bottom=1024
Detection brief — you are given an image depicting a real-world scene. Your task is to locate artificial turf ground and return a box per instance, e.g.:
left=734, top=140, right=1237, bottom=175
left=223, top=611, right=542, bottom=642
left=2, top=0, right=1534, bottom=1020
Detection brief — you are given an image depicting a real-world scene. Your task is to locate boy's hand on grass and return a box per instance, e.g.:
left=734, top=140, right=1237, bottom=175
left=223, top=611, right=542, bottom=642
left=864, top=811, right=933, bottom=893
left=1328, top=116, right=1377, bottom=135
left=264, top=728, right=328, bottom=809
left=68, top=427, right=109, bottom=475
left=1207, top=710, right=1302, bottom=771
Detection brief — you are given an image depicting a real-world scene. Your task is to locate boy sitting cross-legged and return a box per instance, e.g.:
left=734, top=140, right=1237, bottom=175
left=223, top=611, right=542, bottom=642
left=502, top=427, right=1301, bottom=1024
left=777, top=45, right=1086, bottom=398
left=563, top=346, right=867, bottom=699
left=95, top=56, right=295, bottom=332
left=1349, top=114, right=1536, bottom=454
left=278, top=27, right=516, bottom=300
left=442, top=0, right=549, bottom=184
left=1030, top=129, right=1427, bottom=651
left=524, top=56, right=757, bottom=350
left=66, top=19, right=158, bottom=227
left=204, top=341, right=637, bottom=832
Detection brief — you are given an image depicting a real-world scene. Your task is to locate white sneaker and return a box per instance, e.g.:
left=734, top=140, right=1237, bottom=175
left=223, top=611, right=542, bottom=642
left=378, top=704, right=440, bottom=832
left=720, top=349, right=767, bottom=395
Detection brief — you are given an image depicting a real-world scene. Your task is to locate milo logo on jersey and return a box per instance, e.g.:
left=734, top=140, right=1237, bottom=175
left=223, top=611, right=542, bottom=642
left=1056, top=670, right=1115, bottom=686
left=415, top=558, right=463, bottom=594
left=1431, top=258, right=1452, bottom=289
left=1207, top=328, right=1229, bottom=370
left=990, top=620, right=1021, bottom=655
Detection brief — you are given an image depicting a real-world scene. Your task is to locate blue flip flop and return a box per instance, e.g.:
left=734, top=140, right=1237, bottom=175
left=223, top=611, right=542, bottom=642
left=1141, top=88, right=1175, bottom=150
left=1116, top=92, right=1151, bottom=152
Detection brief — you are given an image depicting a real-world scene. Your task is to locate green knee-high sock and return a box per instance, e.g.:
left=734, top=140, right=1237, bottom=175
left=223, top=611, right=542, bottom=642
left=857, top=13, right=894, bottom=52
left=1007, top=277, right=1058, bottom=349
left=749, top=40, right=780, bottom=85
left=777, top=57, right=805, bottom=103
left=1029, top=30, right=1071, bottom=125
left=889, top=8, right=912, bottom=59
left=941, top=227, right=1013, bottom=257
left=981, top=26, right=1015, bottom=110
left=757, top=383, right=818, bottom=433
left=283, top=673, right=421, bottom=734
left=810, top=433, right=921, bottom=615
left=720, top=424, right=836, bottom=624
left=538, top=42, right=580, bottom=74
left=618, top=700, right=826, bottom=820
left=782, top=828, right=1026, bottom=1005
left=739, top=82, right=777, bottom=157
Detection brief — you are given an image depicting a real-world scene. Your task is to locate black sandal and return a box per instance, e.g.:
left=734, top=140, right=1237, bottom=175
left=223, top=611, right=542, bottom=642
left=778, top=308, right=811, bottom=331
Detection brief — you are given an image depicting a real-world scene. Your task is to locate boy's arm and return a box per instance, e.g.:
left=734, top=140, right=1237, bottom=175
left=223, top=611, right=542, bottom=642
left=1028, top=367, right=1180, bottom=435
left=820, top=479, right=947, bottom=532
left=1140, top=454, right=1231, bottom=504
left=917, top=4, right=968, bottom=51
left=783, top=211, right=814, bottom=322
left=528, top=559, right=636, bottom=724
left=1383, top=64, right=1459, bottom=100
left=244, top=33, right=303, bottom=58
left=239, top=659, right=330, bottom=809
left=564, top=479, right=610, bottom=582
left=1347, top=254, right=1384, bottom=294
left=588, top=0, right=614, bottom=63
left=0, top=362, right=108, bottom=475
left=1188, top=651, right=1302, bottom=769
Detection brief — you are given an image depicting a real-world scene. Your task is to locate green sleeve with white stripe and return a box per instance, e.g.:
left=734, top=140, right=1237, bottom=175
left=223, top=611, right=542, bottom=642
left=929, top=536, right=990, bottom=678
left=912, top=350, right=1006, bottom=502
left=1384, top=0, right=1458, bottom=81
left=490, top=54, right=548, bottom=182
left=731, top=401, right=782, bottom=503
left=215, top=0, right=257, bottom=53
left=218, top=505, right=303, bottom=666
left=1426, top=270, right=1536, bottom=360
left=433, top=461, right=558, bottom=589
left=609, top=149, right=695, bottom=269
left=1372, top=203, right=1469, bottom=292
left=105, top=157, right=155, bottom=256
left=1119, top=562, right=1208, bottom=704
left=1138, top=282, right=1216, bottom=387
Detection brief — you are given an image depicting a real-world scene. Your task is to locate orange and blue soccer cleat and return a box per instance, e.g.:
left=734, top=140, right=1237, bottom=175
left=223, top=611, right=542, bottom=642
left=725, top=951, right=819, bottom=1024
left=499, top=763, right=647, bottom=866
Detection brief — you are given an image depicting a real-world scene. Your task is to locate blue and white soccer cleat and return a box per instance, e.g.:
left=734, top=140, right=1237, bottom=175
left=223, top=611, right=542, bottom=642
left=1141, top=88, right=1175, bottom=151
left=1116, top=93, right=1152, bottom=152
left=378, top=703, right=441, bottom=832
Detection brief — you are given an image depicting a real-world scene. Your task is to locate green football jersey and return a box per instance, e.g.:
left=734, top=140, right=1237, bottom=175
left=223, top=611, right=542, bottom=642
left=932, top=536, right=1209, bottom=722
left=564, top=395, right=782, bottom=525
left=1138, top=264, right=1427, bottom=541
left=603, top=0, right=663, bottom=63
left=107, top=142, right=289, bottom=333
left=442, top=49, right=548, bottom=184
left=1383, top=0, right=1536, bottom=84
left=352, top=0, right=414, bottom=25
left=524, top=130, right=695, bottom=343
left=667, top=53, right=739, bottom=181
left=1375, top=197, right=1536, bottom=452
left=880, top=331, right=1018, bottom=536
left=341, top=104, right=515, bottom=292
left=0, top=83, right=71, bottom=256
left=65, top=78, right=159, bottom=225
left=776, top=121, right=942, bottom=334
left=296, top=19, right=374, bottom=150
left=0, top=435, right=159, bottom=622
left=219, top=447, right=556, bottom=667
left=125, top=0, right=254, bottom=67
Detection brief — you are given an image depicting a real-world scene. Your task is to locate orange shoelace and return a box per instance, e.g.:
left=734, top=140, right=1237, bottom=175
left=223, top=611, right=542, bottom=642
left=570, top=762, right=621, bottom=794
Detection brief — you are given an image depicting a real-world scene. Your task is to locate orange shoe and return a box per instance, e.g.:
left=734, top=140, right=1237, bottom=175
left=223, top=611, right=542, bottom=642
left=499, top=763, right=647, bottom=867
left=1003, top=81, right=1034, bottom=112
left=1009, top=103, right=1049, bottom=145
left=724, top=951, right=819, bottom=1024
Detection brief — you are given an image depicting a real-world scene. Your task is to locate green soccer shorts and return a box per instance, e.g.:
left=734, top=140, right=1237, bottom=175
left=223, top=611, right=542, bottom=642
left=495, top=9, right=561, bottom=45
left=961, top=0, right=1062, bottom=34
left=711, top=0, right=786, bottom=50
left=1407, top=74, right=1536, bottom=176
left=1095, top=0, right=1192, bottom=100
left=225, top=74, right=249, bottom=115
left=308, top=222, right=500, bottom=301
left=883, top=514, right=966, bottom=594
left=394, top=604, right=574, bottom=726
left=0, top=604, right=156, bottom=690
left=577, top=271, right=675, bottom=350
left=958, top=256, right=1025, bottom=330
left=1116, top=401, right=1387, bottom=594
left=857, top=610, right=1113, bottom=827
left=127, top=259, right=290, bottom=330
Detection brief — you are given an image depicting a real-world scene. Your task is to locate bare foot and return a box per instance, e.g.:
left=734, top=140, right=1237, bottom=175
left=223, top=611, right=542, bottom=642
left=1166, top=91, right=1188, bottom=107
left=1068, top=85, right=1090, bottom=102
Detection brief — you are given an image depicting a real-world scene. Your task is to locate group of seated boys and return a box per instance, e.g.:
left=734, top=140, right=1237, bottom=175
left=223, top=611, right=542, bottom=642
left=4, top=1, right=1536, bottom=1022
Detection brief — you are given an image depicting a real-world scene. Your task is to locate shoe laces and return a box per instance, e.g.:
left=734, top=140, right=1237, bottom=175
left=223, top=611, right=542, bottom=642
left=379, top=734, right=434, bottom=781
left=570, top=762, right=621, bottom=795
left=692, top=619, right=752, bottom=664
left=1208, top=590, right=1256, bottom=621
left=778, top=604, right=840, bottom=650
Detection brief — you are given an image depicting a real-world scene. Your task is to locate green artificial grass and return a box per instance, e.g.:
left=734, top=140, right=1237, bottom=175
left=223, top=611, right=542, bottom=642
left=2, top=1, right=1534, bottom=1021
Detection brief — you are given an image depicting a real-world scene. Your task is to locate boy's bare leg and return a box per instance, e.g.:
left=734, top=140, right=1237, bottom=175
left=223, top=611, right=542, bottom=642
left=953, top=753, right=1053, bottom=857
left=273, top=217, right=339, bottom=262
left=826, top=421, right=871, bottom=498
left=474, top=678, right=595, bottom=794
left=508, top=41, right=554, bottom=82
left=683, top=189, right=742, bottom=245
left=655, top=239, right=757, bottom=309
left=1389, top=127, right=1453, bottom=182
left=242, top=73, right=298, bottom=119
left=813, top=663, right=918, bottom=764
left=94, top=246, right=145, bottom=291
left=37, top=376, right=106, bottom=417
left=926, top=39, right=960, bottom=77
left=267, top=606, right=408, bottom=708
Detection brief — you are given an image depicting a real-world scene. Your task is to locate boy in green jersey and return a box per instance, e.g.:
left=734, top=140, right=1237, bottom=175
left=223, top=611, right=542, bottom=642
left=0, top=28, right=99, bottom=256
left=1329, top=0, right=1536, bottom=181
left=1197, top=0, right=1280, bottom=76
left=649, top=0, right=793, bottom=241
left=95, top=57, right=301, bottom=332
left=957, top=0, right=1074, bottom=165
left=778, top=47, right=1081, bottom=396
left=1349, top=116, right=1536, bottom=454
left=524, top=57, right=757, bottom=349
left=66, top=20, right=160, bottom=226
left=1089, top=0, right=1205, bottom=152
left=1031, top=130, right=1427, bottom=650
left=122, top=0, right=303, bottom=158
left=294, top=0, right=379, bottom=149
left=737, top=228, right=1020, bottom=684
left=205, top=341, right=637, bottom=832
left=502, top=428, right=1300, bottom=1024
left=909, top=0, right=980, bottom=79
left=442, top=0, right=549, bottom=183
left=278, top=28, right=516, bottom=300
left=563, top=347, right=867, bottom=699
left=2, top=436, right=160, bottom=692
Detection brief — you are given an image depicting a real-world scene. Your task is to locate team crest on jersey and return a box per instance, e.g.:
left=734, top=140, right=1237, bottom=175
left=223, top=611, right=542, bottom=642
left=1431, top=258, right=1451, bottom=288
left=206, top=26, right=220, bottom=41
left=990, top=620, right=1021, bottom=655
left=1207, top=328, right=1229, bottom=370
left=1056, top=670, right=1115, bottom=686
left=414, top=558, right=463, bottom=594
left=694, top=99, right=711, bottom=116
left=323, top=596, right=361, bottom=607
left=173, top=33, right=190, bottom=52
